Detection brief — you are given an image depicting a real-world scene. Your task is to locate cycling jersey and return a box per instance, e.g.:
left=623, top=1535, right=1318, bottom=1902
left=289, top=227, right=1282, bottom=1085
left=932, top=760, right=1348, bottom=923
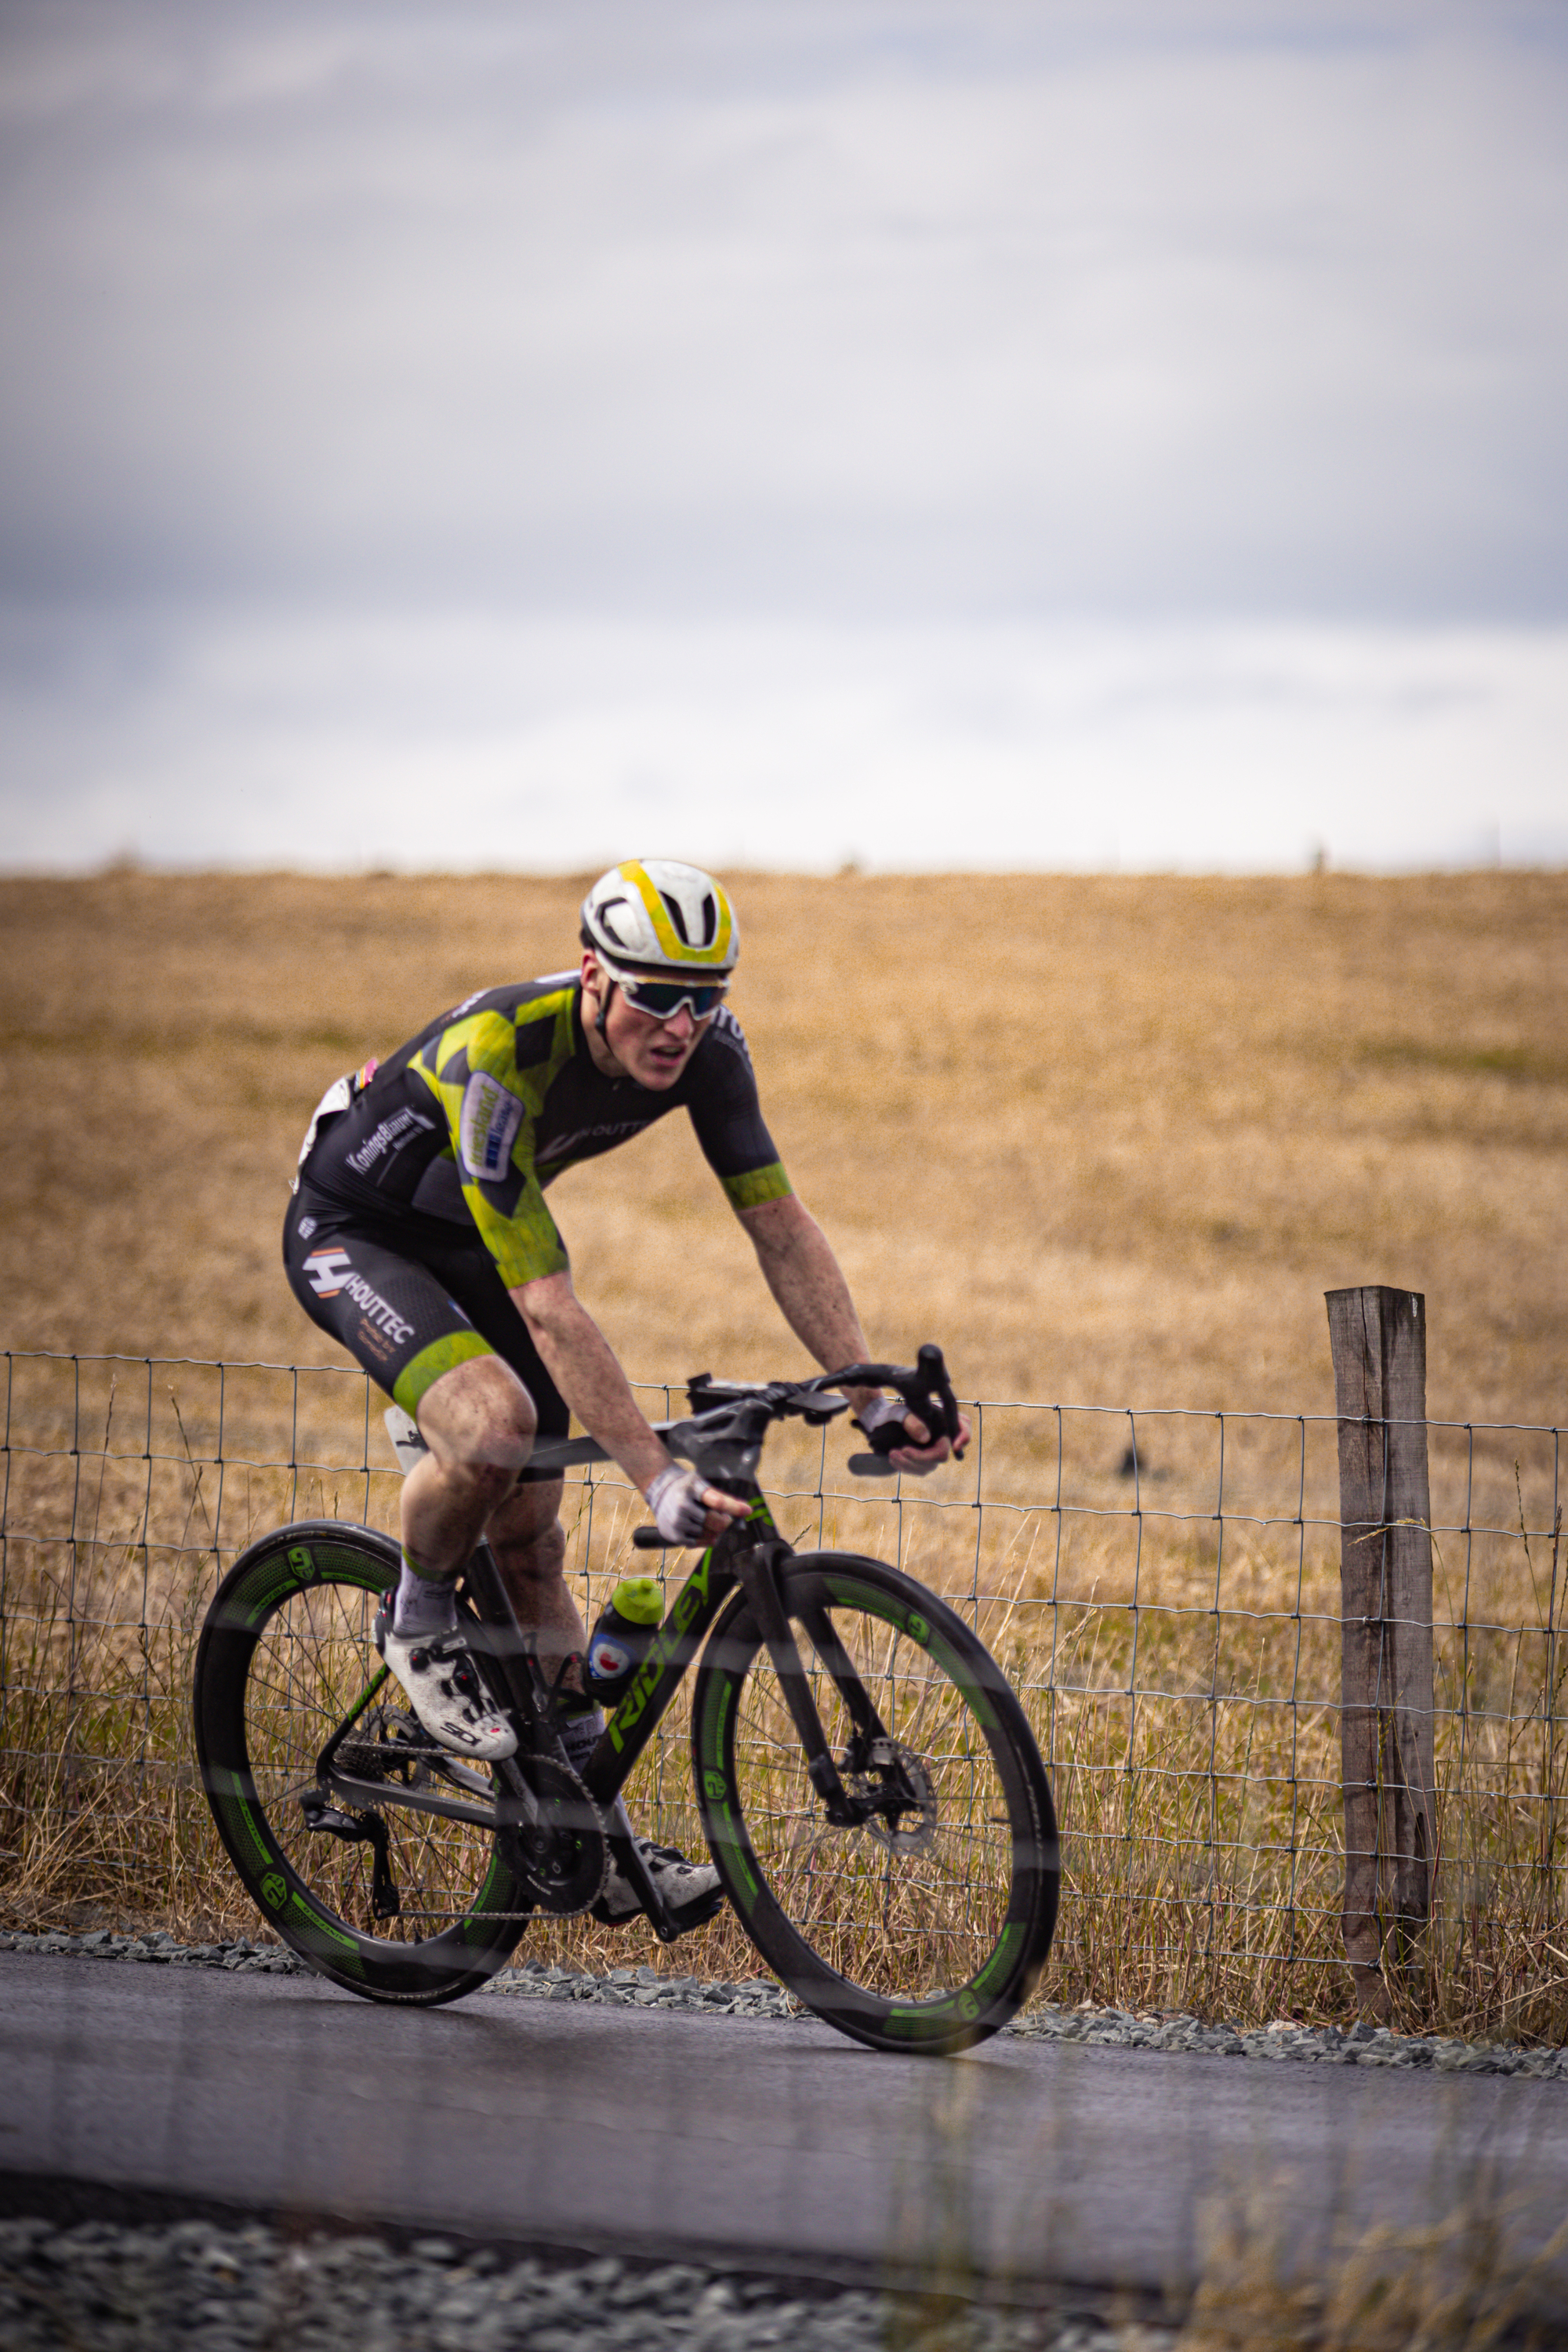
left=285, top=974, right=792, bottom=1425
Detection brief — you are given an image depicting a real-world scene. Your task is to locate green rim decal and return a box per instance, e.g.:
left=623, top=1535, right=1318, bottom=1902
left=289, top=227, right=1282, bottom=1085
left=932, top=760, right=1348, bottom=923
left=818, top=1576, right=996, bottom=1732
left=923, top=1628, right=997, bottom=1733
left=822, top=1577, right=905, bottom=1629
left=974, top=1922, right=1025, bottom=1996
left=291, top=1903, right=364, bottom=1962
left=235, top=1566, right=306, bottom=1615
left=702, top=1678, right=735, bottom=1773
left=229, top=1795, right=278, bottom=1878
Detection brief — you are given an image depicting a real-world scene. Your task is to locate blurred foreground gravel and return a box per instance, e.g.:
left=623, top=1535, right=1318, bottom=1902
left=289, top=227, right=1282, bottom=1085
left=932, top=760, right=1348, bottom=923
left=0, top=2216, right=1153, bottom=2352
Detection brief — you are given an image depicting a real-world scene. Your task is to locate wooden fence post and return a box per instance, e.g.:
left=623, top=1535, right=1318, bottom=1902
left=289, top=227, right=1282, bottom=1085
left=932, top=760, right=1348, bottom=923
left=1326, top=1286, right=1438, bottom=2018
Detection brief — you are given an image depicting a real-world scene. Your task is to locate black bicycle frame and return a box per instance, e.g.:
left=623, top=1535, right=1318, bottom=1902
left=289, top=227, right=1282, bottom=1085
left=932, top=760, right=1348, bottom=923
left=313, top=1381, right=909, bottom=1936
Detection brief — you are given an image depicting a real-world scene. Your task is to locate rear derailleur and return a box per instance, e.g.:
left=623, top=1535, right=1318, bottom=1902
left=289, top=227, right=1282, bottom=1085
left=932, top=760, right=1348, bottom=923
left=298, top=1786, right=401, bottom=1920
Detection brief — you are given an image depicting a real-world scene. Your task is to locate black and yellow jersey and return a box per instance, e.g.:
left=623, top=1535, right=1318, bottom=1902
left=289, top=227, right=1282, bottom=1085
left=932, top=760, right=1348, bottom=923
left=299, top=975, right=792, bottom=1290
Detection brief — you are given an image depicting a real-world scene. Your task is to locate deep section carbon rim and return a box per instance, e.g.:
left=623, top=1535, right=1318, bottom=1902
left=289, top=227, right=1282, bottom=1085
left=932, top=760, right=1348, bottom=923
left=692, top=1552, right=1058, bottom=2053
left=193, top=1521, right=529, bottom=2004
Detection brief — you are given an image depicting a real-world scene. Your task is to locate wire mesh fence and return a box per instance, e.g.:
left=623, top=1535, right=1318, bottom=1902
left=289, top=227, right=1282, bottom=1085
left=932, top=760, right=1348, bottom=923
left=1, top=1347, right=1563, bottom=2034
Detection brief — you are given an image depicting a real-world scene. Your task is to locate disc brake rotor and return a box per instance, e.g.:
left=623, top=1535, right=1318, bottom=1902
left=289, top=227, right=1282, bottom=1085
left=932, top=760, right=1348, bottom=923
left=843, top=1736, right=938, bottom=1855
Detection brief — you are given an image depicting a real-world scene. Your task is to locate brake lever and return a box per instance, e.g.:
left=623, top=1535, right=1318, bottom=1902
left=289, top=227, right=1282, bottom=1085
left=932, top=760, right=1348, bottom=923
left=844, top=1343, right=964, bottom=1474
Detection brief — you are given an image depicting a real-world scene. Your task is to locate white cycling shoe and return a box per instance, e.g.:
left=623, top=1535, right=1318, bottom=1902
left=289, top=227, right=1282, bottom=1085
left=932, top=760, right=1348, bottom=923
left=378, top=1625, right=517, bottom=1762
left=593, top=1838, right=725, bottom=1933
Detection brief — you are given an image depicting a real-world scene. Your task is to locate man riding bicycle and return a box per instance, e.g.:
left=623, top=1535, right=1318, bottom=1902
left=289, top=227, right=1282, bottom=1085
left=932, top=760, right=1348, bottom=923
left=284, top=858, right=966, bottom=1933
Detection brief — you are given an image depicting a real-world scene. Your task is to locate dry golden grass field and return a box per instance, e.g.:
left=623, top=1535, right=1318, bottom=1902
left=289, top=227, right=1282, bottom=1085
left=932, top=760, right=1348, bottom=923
left=2, top=868, right=1566, bottom=2030
left=1, top=866, right=1564, bottom=1419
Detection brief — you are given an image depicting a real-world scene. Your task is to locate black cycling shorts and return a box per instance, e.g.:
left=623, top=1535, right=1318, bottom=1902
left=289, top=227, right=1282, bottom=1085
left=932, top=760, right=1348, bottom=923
left=282, top=1183, right=569, bottom=1479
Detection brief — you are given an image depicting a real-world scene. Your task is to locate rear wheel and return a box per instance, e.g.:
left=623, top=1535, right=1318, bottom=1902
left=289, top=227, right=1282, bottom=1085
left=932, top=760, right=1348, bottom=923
left=193, top=1520, right=530, bottom=2005
left=691, top=1552, right=1058, bottom=2054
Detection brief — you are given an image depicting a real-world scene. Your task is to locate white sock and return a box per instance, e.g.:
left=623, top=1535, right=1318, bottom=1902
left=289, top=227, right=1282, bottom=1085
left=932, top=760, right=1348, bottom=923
left=557, top=1707, right=604, bottom=1775
left=393, top=1554, right=459, bottom=1639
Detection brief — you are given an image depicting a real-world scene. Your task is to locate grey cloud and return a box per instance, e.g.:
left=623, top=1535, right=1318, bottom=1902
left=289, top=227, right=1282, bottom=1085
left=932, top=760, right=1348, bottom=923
left=0, top=0, right=1565, bottom=616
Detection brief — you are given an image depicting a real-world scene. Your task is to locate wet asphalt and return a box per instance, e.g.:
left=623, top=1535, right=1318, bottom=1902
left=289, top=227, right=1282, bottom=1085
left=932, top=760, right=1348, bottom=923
left=5, top=1951, right=1568, bottom=2307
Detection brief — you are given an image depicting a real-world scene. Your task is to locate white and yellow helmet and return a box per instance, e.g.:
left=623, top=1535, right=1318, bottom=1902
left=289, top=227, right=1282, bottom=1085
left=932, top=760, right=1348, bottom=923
left=579, top=860, right=739, bottom=979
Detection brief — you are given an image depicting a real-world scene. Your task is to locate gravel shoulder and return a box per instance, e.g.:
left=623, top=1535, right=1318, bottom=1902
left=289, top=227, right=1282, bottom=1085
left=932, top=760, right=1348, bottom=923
left=0, top=2213, right=1142, bottom=2352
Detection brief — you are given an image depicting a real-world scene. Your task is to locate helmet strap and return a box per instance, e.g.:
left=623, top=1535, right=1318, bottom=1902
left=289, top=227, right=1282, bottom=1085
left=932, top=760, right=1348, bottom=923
left=586, top=956, right=622, bottom=1065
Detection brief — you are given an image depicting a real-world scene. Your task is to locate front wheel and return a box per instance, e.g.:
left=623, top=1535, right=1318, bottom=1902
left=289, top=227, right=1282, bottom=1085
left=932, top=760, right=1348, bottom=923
left=193, top=1520, right=531, bottom=2005
left=691, top=1552, right=1058, bottom=2054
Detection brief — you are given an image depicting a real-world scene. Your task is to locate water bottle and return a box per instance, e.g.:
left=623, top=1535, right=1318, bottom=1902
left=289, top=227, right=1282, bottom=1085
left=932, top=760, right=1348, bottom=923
left=585, top=1577, right=664, bottom=1704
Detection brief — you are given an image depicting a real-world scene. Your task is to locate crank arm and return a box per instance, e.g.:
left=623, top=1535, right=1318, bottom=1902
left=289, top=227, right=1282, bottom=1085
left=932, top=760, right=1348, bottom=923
left=604, top=1821, right=678, bottom=1944
left=735, top=1544, right=857, bottom=1826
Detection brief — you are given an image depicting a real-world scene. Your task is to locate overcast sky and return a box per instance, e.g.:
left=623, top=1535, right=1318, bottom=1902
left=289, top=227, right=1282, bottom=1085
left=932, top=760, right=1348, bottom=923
left=2, top=0, right=1564, bottom=870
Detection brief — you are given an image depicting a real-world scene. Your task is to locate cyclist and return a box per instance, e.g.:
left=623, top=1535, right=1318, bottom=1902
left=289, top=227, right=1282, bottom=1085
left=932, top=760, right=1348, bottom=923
left=284, top=858, right=967, bottom=1932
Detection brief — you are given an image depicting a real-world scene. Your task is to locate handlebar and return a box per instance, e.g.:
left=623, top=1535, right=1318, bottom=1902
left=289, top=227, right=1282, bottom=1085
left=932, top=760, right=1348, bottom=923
left=525, top=1344, right=965, bottom=1515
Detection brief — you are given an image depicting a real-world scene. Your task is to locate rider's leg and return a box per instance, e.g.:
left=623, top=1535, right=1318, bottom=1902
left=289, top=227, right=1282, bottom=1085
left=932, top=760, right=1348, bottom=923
left=395, top=1355, right=538, bottom=1633
left=481, top=1472, right=586, bottom=1679
left=402, top=1369, right=586, bottom=1669
left=481, top=1473, right=721, bottom=1928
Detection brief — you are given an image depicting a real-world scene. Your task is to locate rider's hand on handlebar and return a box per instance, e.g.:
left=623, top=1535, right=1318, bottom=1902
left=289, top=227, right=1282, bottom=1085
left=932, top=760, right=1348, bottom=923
left=884, top=1408, right=973, bottom=1476
left=851, top=1391, right=971, bottom=1479
left=645, top=1463, right=750, bottom=1546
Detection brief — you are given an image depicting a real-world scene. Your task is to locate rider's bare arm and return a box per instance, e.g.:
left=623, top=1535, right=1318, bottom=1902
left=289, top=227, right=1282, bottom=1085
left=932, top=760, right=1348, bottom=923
left=736, top=1194, right=970, bottom=1469
left=510, top=1270, right=747, bottom=1535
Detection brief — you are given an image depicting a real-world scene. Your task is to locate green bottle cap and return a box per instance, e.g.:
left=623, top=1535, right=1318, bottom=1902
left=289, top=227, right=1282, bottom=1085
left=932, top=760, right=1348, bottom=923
left=610, top=1575, right=663, bottom=1626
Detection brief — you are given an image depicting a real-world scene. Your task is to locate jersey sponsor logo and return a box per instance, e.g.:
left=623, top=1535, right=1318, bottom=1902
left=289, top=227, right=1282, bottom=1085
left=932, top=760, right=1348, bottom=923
left=296, top=1216, right=317, bottom=1240
left=708, top=1006, right=753, bottom=1066
left=303, top=1248, right=352, bottom=1297
left=346, top=1105, right=435, bottom=1174
left=303, top=1247, right=416, bottom=1345
left=340, top=1276, right=415, bottom=1346
left=536, top=1118, right=645, bottom=1168
left=459, top=1071, right=525, bottom=1181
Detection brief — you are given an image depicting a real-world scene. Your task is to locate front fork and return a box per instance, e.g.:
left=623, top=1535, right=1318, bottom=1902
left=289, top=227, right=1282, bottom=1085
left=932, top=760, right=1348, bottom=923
left=733, top=1538, right=892, bottom=1829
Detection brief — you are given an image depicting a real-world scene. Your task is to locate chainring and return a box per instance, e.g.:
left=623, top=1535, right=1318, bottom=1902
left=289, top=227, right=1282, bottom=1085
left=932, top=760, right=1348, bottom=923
left=843, top=1736, right=938, bottom=1855
left=497, top=1754, right=609, bottom=1917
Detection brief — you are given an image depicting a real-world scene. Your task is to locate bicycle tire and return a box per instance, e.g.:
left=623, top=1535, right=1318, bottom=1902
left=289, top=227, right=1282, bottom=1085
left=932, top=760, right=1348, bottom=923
left=193, top=1519, right=531, bottom=2005
left=691, top=1551, right=1058, bottom=2054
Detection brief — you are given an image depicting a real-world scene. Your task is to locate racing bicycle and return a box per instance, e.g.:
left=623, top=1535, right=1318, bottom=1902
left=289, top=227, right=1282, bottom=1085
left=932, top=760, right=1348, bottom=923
left=192, top=1347, right=1060, bottom=2055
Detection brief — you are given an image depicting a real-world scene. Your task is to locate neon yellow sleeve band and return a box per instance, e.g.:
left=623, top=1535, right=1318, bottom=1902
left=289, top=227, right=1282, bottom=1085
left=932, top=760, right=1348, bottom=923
left=722, top=1160, right=793, bottom=1211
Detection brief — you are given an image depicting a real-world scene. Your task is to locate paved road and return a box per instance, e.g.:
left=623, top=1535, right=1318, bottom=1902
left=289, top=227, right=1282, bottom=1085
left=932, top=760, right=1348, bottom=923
left=4, top=1954, right=1567, bottom=2298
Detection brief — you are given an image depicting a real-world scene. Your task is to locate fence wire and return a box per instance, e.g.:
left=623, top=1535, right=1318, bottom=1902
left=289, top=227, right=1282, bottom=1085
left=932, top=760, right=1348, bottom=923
left=2, top=1348, right=1563, bottom=2028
